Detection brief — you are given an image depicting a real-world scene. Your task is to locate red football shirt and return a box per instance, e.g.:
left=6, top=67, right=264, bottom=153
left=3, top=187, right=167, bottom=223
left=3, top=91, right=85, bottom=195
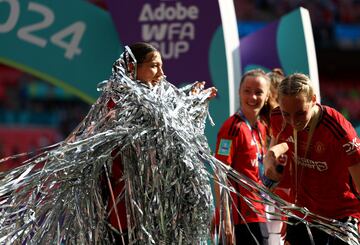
left=107, top=99, right=127, bottom=231
left=271, top=104, right=360, bottom=219
left=215, top=112, right=267, bottom=224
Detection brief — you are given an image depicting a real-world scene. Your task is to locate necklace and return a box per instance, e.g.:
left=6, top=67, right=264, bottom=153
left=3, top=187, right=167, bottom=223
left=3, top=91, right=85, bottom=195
left=237, top=110, right=265, bottom=177
left=293, top=105, right=321, bottom=203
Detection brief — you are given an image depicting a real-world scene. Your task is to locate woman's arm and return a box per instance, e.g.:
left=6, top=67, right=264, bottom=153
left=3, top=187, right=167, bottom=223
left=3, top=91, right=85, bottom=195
left=263, top=139, right=289, bottom=184
left=212, top=173, right=234, bottom=244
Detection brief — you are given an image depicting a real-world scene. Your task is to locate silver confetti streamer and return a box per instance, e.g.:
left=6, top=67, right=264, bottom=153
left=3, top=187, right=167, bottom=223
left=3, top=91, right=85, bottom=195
left=0, top=51, right=215, bottom=244
left=0, top=50, right=358, bottom=245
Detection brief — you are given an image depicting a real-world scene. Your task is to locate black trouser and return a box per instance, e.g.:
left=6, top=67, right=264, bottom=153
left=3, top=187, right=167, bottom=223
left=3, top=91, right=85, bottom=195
left=234, top=222, right=269, bottom=245
left=285, top=217, right=359, bottom=245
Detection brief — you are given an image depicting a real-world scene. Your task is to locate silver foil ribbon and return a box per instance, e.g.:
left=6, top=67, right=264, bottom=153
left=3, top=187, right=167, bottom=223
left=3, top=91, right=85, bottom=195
left=0, top=51, right=358, bottom=245
left=0, top=52, right=214, bottom=244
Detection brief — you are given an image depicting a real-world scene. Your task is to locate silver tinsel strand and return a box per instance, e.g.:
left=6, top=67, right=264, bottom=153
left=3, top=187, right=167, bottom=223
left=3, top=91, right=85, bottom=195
left=0, top=51, right=358, bottom=245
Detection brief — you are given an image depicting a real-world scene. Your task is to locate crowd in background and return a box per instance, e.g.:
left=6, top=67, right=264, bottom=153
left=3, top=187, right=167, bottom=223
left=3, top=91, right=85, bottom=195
left=0, top=65, right=90, bottom=166
left=234, top=0, right=360, bottom=49
left=235, top=0, right=360, bottom=23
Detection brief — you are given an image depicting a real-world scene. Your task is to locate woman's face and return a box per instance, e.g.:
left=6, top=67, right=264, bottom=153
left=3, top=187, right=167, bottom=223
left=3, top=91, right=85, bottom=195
left=239, top=75, right=269, bottom=117
left=136, top=51, right=164, bottom=86
left=279, top=93, right=316, bottom=131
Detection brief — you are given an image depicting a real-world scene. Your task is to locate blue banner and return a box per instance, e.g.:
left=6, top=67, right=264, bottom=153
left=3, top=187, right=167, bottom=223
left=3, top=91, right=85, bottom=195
left=0, top=0, right=121, bottom=103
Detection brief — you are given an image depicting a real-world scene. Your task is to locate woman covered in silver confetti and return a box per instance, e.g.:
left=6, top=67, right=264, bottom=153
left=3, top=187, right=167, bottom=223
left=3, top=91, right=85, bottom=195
left=98, top=42, right=217, bottom=244
left=0, top=42, right=218, bottom=244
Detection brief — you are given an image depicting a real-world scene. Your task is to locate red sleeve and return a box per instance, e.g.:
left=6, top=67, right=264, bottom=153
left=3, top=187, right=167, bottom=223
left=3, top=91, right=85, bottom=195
left=215, top=116, right=241, bottom=166
left=332, top=109, right=360, bottom=167
left=321, top=106, right=359, bottom=167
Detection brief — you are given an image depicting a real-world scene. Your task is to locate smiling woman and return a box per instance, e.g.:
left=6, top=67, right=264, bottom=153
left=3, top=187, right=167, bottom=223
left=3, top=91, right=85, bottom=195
left=264, top=73, right=360, bottom=245
left=215, top=69, right=271, bottom=244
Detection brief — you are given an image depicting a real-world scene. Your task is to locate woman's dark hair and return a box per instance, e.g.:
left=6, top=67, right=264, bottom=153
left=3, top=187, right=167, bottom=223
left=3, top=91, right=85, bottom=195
left=128, top=42, right=158, bottom=64
left=267, top=68, right=285, bottom=91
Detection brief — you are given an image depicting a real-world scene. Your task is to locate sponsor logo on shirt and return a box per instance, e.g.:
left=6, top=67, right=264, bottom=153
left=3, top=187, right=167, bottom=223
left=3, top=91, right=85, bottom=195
left=251, top=158, right=258, bottom=168
left=218, top=139, right=232, bottom=156
left=293, top=153, right=328, bottom=172
left=342, top=137, right=360, bottom=155
left=314, top=141, right=326, bottom=154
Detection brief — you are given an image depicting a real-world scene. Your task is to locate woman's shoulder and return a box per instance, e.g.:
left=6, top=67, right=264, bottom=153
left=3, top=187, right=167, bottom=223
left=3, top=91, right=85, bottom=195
left=320, top=104, right=355, bottom=139
left=269, top=106, right=285, bottom=131
left=218, top=113, right=246, bottom=137
left=319, top=105, right=360, bottom=163
left=270, top=106, right=282, bottom=118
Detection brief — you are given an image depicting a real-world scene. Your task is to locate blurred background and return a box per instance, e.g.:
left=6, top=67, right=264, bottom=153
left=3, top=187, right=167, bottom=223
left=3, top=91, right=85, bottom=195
left=0, top=0, right=359, bottom=168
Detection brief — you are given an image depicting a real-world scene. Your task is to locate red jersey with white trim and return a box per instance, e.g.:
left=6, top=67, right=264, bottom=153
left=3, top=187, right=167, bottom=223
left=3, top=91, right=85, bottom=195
left=271, top=105, right=360, bottom=219
left=215, top=112, right=267, bottom=224
left=107, top=99, right=127, bottom=231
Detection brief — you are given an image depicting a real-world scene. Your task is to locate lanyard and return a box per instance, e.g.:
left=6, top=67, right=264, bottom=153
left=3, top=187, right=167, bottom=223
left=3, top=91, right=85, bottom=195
left=237, top=110, right=265, bottom=163
left=293, top=105, right=321, bottom=203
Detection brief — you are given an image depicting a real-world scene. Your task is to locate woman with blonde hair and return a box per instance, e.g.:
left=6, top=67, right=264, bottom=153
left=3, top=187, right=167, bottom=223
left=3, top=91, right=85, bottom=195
left=264, top=73, right=360, bottom=245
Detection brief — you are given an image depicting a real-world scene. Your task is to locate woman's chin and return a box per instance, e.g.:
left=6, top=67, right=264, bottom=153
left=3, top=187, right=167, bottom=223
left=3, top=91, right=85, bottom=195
left=243, top=105, right=261, bottom=114
left=151, top=80, right=161, bottom=85
left=250, top=107, right=262, bottom=116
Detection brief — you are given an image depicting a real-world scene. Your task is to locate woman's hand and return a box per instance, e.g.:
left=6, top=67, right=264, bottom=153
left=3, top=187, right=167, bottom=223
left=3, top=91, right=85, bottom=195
left=264, top=142, right=289, bottom=182
left=223, top=216, right=234, bottom=245
left=203, top=86, right=217, bottom=100
left=191, top=81, right=217, bottom=100
left=190, top=81, right=205, bottom=95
